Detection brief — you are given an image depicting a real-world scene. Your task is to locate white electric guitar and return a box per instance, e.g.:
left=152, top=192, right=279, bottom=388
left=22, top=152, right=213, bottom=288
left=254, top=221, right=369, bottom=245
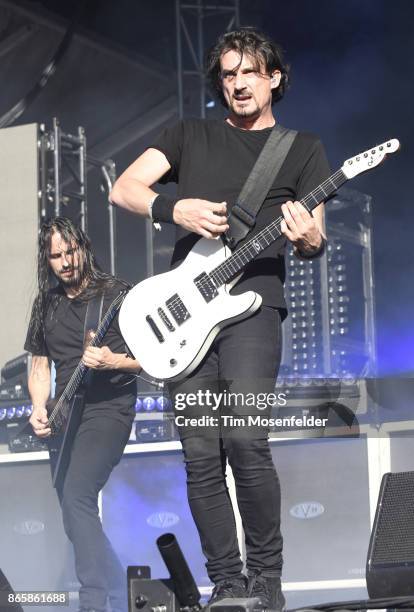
left=119, top=139, right=400, bottom=381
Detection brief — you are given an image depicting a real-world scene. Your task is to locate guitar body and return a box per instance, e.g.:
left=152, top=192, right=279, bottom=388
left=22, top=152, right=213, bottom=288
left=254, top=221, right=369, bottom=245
left=47, top=392, right=86, bottom=490
left=119, top=237, right=262, bottom=381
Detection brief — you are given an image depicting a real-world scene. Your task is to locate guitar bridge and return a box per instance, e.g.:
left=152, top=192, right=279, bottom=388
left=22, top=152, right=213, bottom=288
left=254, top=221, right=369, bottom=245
left=157, top=307, right=175, bottom=331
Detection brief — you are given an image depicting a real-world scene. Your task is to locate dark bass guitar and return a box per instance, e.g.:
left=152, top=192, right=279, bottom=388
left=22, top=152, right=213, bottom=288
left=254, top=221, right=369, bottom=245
left=47, top=290, right=127, bottom=490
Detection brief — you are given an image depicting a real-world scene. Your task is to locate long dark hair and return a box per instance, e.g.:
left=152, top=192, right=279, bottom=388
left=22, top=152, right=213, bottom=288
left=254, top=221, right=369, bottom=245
left=27, top=216, right=119, bottom=351
left=206, top=27, right=289, bottom=108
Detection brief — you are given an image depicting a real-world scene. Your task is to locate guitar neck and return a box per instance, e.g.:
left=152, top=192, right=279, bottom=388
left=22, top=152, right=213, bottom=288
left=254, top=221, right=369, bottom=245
left=49, top=291, right=126, bottom=424
left=210, top=167, right=348, bottom=286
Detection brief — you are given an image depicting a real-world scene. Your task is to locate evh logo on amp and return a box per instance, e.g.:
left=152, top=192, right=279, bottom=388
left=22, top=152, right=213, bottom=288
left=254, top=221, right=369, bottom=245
left=146, top=512, right=180, bottom=528
left=290, top=502, right=325, bottom=519
left=13, top=520, right=45, bottom=535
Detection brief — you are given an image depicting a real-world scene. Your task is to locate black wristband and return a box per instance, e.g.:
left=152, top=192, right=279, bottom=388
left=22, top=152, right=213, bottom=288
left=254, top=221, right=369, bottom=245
left=152, top=194, right=178, bottom=224
left=295, top=237, right=327, bottom=259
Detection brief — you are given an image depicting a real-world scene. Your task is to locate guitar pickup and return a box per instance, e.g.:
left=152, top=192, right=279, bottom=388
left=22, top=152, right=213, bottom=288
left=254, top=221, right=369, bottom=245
left=157, top=307, right=175, bottom=331
left=166, top=294, right=190, bottom=326
left=194, top=272, right=218, bottom=303
left=146, top=315, right=165, bottom=343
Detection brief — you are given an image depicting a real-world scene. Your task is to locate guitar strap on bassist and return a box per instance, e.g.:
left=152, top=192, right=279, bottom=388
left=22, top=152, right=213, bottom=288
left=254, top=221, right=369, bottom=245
left=82, top=292, right=105, bottom=390
left=225, top=124, right=297, bottom=249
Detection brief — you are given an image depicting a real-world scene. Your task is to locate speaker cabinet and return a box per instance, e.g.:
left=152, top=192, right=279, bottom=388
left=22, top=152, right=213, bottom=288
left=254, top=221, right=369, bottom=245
left=0, top=461, right=77, bottom=592
left=272, top=436, right=371, bottom=583
left=366, top=471, right=414, bottom=597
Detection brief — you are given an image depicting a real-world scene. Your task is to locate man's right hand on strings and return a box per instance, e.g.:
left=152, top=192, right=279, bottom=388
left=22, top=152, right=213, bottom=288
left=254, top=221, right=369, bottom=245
left=30, top=406, right=51, bottom=438
left=173, top=199, right=229, bottom=239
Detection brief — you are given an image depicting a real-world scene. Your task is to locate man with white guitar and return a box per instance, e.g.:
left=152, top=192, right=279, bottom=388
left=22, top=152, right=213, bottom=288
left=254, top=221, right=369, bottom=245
left=111, top=27, right=330, bottom=611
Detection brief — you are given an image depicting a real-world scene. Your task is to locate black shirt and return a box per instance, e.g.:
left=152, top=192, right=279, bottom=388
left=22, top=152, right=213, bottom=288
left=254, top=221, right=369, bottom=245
left=151, top=119, right=332, bottom=309
left=24, top=279, right=136, bottom=426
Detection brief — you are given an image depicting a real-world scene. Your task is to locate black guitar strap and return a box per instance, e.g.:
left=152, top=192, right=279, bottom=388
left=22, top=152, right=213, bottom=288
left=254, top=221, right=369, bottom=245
left=82, top=292, right=105, bottom=389
left=226, top=124, right=297, bottom=248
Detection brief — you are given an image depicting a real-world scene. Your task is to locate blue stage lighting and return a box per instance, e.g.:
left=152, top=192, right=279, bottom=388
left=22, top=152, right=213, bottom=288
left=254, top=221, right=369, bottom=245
left=142, top=396, right=156, bottom=412
left=15, top=405, right=25, bottom=418
left=157, top=396, right=170, bottom=411
left=6, top=407, right=16, bottom=419
left=24, top=405, right=33, bottom=417
left=135, top=397, right=143, bottom=413
left=0, top=408, right=6, bottom=421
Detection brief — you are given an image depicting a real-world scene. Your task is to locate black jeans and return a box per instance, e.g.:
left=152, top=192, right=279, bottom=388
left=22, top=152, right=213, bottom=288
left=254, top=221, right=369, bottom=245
left=168, top=306, right=283, bottom=583
left=57, top=415, right=132, bottom=612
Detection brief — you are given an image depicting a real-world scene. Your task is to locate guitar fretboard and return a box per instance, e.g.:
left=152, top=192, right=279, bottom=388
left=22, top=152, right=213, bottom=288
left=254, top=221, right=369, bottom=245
left=209, top=168, right=348, bottom=286
left=48, top=291, right=126, bottom=429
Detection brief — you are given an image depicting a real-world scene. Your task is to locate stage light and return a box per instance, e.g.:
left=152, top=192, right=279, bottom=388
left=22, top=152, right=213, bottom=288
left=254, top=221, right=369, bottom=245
left=142, top=397, right=156, bottom=412
left=157, top=396, right=170, bottom=411
left=0, top=408, right=6, bottom=420
left=15, top=406, right=25, bottom=418
left=24, top=405, right=33, bottom=417
left=135, top=398, right=143, bottom=413
left=6, top=407, right=16, bottom=419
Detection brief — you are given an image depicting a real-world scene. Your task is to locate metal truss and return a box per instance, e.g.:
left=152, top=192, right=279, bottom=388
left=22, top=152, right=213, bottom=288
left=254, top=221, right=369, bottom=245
left=38, top=118, right=87, bottom=229
left=175, top=0, right=240, bottom=118
left=38, top=118, right=118, bottom=274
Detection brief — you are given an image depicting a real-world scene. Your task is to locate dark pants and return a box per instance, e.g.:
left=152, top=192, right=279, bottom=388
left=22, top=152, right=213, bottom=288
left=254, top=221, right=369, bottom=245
left=57, top=416, right=132, bottom=612
left=168, top=306, right=283, bottom=583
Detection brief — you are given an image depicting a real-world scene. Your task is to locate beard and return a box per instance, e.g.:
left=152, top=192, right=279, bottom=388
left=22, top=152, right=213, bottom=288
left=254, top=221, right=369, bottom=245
left=56, top=267, right=82, bottom=288
left=228, top=96, right=260, bottom=120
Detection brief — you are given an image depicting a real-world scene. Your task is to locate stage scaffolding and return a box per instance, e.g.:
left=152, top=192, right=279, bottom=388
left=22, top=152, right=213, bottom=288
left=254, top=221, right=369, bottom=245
left=38, top=118, right=118, bottom=274
left=175, top=0, right=240, bottom=118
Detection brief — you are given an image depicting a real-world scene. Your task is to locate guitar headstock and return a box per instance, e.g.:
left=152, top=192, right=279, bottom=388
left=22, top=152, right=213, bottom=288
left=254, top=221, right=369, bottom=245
left=341, top=139, right=400, bottom=179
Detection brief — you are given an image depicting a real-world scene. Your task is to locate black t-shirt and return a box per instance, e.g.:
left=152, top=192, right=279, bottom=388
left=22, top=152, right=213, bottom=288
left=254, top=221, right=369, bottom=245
left=151, top=119, right=332, bottom=309
left=24, top=279, right=137, bottom=426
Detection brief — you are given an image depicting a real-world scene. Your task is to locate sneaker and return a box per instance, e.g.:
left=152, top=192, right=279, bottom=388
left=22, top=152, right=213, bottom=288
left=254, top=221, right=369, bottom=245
left=247, top=571, right=286, bottom=611
left=208, top=574, right=248, bottom=607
